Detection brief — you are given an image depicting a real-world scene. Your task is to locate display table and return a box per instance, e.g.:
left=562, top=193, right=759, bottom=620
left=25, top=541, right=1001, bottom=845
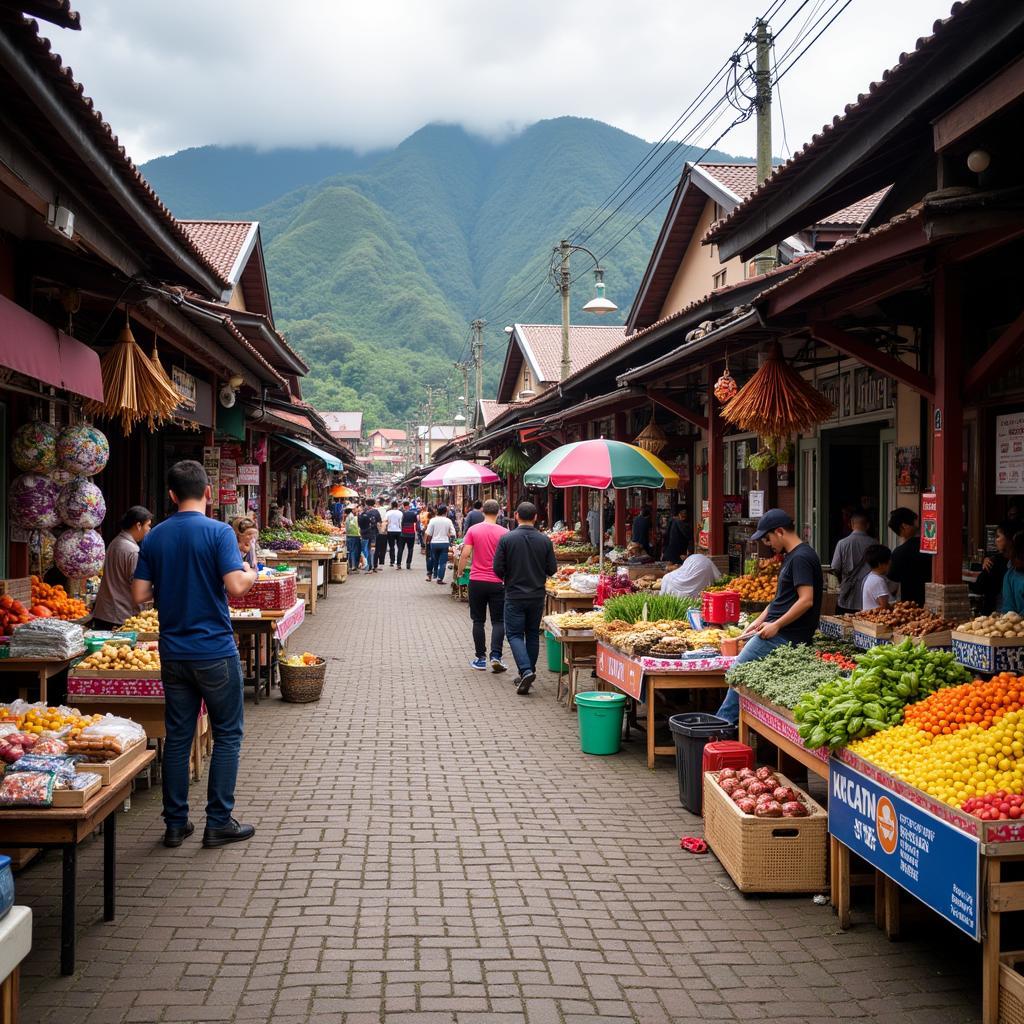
left=595, top=641, right=732, bottom=768
left=231, top=599, right=305, bottom=702
left=737, top=688, right=829, bottom=781
left=0, top=652, right=85, bottom=703
left=0, top=748, right=155, bottom=975
left=544, top=590, right=596, bottom=617
left=0, top=906, right=31, bottom=1024
left=543, top=619, right=596, bottom=706
left=262, top=554, right=329, bottom=614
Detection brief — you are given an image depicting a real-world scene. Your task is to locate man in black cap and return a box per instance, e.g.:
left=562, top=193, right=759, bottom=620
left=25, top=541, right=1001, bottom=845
left=717, top=508, right=823, bottom=725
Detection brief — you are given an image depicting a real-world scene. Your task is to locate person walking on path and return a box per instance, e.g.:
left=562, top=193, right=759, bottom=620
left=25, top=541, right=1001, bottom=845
left=462, top=500, right=484, bottom=535
left=716, top=509, right=823, bottom=725
left=132, top=460, right=258, bottom=850
left=385, top=500, right=404, bottom=568
left=457, top=499, right=508, bottom=672
left=424, top=504, right=456, bottom=584
left=398, top=500, right=418, bottom=569
left=493, top=501, right=557, bottom=695
left=419, top=504, right=431, bottom=554
left=359, top=499, right=383, bottom=574
left=830, top=509, right=876, bottom=613
left=344, top=505, right=362, bottom=573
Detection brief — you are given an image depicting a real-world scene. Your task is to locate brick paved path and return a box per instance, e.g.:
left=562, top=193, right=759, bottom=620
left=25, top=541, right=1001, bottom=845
left=15, top=566, right=983, bottom=1023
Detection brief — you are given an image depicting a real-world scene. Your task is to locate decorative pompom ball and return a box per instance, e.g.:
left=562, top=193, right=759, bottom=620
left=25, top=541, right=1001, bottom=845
left=57, top=478, right=106, bottom=529
left=10, top=473, right=61, bottom=529
left=12, top=421, right=58, bottom=473
left=54, top=528, right=106, bottom=578
left=56, top=423, right=109, bottom=477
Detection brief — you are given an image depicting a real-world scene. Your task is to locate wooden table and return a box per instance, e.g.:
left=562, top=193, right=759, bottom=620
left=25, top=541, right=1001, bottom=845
left=543, top=620, right=597, bottom=705
left=0, top=652, right=84, bottom=703
left=0, top=748, right=155, bottom=975
left=595, top=642, right=729, bottom=768
left=544, top=590, right=596, bottom=617
left=231, top=600, right=305, bottom=702
left=262, top=554, right=329, bottom=614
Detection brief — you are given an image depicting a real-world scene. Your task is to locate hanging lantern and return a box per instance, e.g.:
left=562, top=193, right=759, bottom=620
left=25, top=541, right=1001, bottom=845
left=714, top=365, right=738, bottom=403
left=635, top=406, right=668, bottom=456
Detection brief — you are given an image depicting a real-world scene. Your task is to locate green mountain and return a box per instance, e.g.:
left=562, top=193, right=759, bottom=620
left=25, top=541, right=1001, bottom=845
left=142, top=119, right=752, bottom=427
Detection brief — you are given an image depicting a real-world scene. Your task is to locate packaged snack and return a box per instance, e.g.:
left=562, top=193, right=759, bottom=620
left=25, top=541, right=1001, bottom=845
left=32, top=736, right=69, bottom=756
left=8, top=754, right=80, bottom=779
left=57, top=772, right=101, bottom=791
left=67, top=715, right=145, bottom=760
left=0, top=770, right=55, bottom=806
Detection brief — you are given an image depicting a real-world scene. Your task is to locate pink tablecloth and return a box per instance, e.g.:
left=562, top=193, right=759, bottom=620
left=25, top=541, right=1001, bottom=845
left=67, top=675, right=163, bottom=697
left=274, top=600, right=305, bottom=643
left=635, top=655, right=737, bottom=673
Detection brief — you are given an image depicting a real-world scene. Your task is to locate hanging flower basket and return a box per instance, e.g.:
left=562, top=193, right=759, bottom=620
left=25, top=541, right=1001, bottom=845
left=635, top=408, right=668, bottom=456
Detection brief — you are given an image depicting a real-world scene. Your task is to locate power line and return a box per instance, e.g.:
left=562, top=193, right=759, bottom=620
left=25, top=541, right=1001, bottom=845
left=774, top=0, right=855, bottom=83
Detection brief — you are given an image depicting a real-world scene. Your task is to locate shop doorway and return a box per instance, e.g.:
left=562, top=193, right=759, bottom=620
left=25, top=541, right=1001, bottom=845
left=820, top=423, right=886, bottom=557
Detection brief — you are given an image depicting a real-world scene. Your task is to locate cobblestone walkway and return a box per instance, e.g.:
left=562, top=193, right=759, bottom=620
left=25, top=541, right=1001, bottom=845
left=15, top=566, right=982, bottom=1023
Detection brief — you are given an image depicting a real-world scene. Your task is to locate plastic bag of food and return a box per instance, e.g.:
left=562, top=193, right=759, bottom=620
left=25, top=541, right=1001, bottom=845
left=0, top=770, right=55, bottom=806
left=57, top=771, right=101, bottom=791
left=31, top=736, right=69, bottom=756
left=67, top=714, right=145, bottom=759
left=8, top=753, right=80, bottom=779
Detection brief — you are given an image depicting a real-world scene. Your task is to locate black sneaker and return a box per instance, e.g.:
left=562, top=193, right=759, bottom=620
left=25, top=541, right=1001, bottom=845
left=517, top=671, right=536, bottom=695
left=163, top=821, right=194, bottom=848
left=202, top=818, right=255, bottom=848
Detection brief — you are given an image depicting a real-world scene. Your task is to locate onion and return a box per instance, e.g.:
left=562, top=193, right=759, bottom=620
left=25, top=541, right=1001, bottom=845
left=719, top=768, right=738, bottom=781
left=736, top=797, right=757, bottom=815
left=782, top=801, right=807, bottom=817
left=755, top=767, right=777, bottom=782
left=773, top=787, right=796, bottom=803
left=720, top=778, right=741, bottom=795
left=746, top=781, right=767, bottom=797
left=738, top=768, right=756, bottom=780
left=754, top=800, right=784, bottom=818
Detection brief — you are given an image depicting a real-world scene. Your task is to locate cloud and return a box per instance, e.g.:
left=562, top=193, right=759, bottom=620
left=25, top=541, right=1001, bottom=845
left=48, top=0, right=947, bottom=162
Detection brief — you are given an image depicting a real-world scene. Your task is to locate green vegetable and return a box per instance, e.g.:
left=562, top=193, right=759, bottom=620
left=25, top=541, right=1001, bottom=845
left=726, top=644, right=848, bottom=708
left=601, top=593, right=699, bottom=624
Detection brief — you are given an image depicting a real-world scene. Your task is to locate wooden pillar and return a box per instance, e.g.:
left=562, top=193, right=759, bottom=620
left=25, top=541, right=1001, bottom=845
left=707, top=375, right=725, bottom=555
left=614, top=411, right=628, bottom=546
left=933, top=264, right=964, bottom=584
left=546, top=487, right=555, bottom=530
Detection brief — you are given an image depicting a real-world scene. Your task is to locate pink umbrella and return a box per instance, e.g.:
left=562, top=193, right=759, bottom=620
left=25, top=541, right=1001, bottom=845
left=421, top=460, right=500, bottom=487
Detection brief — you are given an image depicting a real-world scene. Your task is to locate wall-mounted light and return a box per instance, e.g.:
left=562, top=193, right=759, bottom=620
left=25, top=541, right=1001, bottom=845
left=967, top=149, right=991, bottom=174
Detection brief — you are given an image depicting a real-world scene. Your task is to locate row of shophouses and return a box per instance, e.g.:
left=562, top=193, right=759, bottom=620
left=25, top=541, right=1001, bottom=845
left=0, top=4, right=363, bottom=578
left=429, top=0, right=1024, bottom=612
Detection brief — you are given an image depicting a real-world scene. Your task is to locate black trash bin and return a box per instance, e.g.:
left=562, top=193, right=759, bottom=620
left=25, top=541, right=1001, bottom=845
left=669, top=712, right=736, bottom=814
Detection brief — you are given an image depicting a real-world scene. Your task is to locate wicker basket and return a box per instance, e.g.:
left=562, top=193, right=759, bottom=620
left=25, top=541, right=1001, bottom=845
left=330, top=560, right=347, bottom=583
left=1001, top=952, right=1024, bottom=1024
left=279, top=658, right=326, bottom=703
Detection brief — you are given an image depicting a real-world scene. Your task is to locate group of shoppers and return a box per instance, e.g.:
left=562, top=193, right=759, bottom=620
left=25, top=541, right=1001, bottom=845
left=343, top=498, right=420, bottom=574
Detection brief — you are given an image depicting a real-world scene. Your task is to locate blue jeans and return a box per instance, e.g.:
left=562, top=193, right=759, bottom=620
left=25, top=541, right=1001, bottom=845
left=346, top=536, right=361, bottom=571
left=716, top=633, right=789, bottom=724
left=504, top=598, right=544, bottom=676
left=429, top=542, right=450, bottom=581
left=162, top=656, right=244, bottom=829
left=361, top=537, right=375, bottom=572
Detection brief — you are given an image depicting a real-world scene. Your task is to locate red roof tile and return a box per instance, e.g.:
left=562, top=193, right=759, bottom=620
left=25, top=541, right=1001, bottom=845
left=515, top=324, right=627, bottom=384
left=179, top=221, right=255, bottom=282
left=815, top=188, right=891, bottom=228
left=371, top=428, right=407, bottom=441
left=478, top=400, right=510, bottom=427
left=697, top=163, right=760, bottom=198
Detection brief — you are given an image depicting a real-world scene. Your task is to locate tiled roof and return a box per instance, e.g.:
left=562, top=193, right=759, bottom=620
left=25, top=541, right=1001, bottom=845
left=321, top=411, right=363, bottom=436
left=416, top=425, right=469, bottom=440
left=697, top=163, right=760, bottom=198
left=478, top=400, right=510, bottom=427
left=179, top=221, right=255, bottom=282
left=371, top=428, right=407, bottom=441
left=705, top=1, right=974, bottom=247
left=515, top=324, right=627, bottom=383
left=815, top=188, right=891, bottom=228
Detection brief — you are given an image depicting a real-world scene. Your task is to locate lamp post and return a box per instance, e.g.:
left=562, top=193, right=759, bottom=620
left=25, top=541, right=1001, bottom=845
left=556, top=240, right=618, bottom=381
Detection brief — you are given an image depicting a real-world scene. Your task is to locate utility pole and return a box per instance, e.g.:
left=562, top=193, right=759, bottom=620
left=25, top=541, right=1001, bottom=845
left=425, top=386, right=435, bottom=464
left=753, top=18, right=776, bottom=277
left=470, top=318, right=485, bottom=411
left=454, top=360, right=470, bottom=428
left=559, top=240, right=572, bottom=380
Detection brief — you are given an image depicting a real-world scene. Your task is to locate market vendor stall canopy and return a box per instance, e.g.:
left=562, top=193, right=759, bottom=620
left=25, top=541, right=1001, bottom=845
left=421, top=460, right=500, bottom=487
left=274, top=434, right=343, bottom=471
left=0, top=292, right=103, bottom=402
left=330, top=484, right=357, bottom=499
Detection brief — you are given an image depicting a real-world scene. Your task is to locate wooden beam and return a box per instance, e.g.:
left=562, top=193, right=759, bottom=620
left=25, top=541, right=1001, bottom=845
left=810, top=323, right=934, bottom=398
left=706, top=375, right=724, bottom=556
left=647, top=389, right=708, bottom=430
left=933, top=53, right=1024, bottom=151
left=964, top=308, right=1024, bottom=397
left=809, top=260, right=929, bottom=320
left=942, top=219, right=1024, bottom=264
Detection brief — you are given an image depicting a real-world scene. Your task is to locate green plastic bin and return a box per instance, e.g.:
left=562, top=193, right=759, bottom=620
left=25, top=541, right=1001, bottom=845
left=544, top=630, right=568, bottom=673
left=576, top=691, right=627, bottom=755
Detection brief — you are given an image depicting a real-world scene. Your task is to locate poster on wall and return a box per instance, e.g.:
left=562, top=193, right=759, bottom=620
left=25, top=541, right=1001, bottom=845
left=237, top=464, right=260, bottom=486
left=748, top=490, right=765, bottom=518
left=921, top=492, right=938, bottom=555
left=203, top=446, right=221, bottom=510
left=896, top=446, right=922, bottom=492
left=996, top=413, right=1024, bottom=495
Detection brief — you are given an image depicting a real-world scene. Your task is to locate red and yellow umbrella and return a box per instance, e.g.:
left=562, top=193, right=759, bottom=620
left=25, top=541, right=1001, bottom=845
left=330, top=484, right=358, bottom=498
left=524, top=439, right=679, bottom=489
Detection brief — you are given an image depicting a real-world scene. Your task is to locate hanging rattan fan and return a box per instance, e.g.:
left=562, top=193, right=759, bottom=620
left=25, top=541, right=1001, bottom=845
left=85, top=319, right=182, bottom=434
left=635, top=405, right=668, bottom=456
left=150, top=331, right=173, bottom=385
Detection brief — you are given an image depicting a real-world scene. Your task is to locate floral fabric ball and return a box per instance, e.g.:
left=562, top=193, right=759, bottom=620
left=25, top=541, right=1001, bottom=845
left=57, top=478, right=106, bottom=529
left=55, top=528, right=106, bottom=578
left=56, top=424, right=109, bottom=477
left=9, top=473, right=61, bottom=529
left=50, top=468, right=74, bottom=486
left=12, top=421, right=58, bottom=473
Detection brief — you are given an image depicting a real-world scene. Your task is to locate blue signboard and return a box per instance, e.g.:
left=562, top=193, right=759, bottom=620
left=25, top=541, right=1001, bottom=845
left=829, top=758, right=980, bottom=939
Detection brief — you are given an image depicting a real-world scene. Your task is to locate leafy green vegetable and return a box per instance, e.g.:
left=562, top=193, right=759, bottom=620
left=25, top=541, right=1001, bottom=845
left=726, top=644, right=847, bottom=708
left=601, top=593, right=699, bottom=624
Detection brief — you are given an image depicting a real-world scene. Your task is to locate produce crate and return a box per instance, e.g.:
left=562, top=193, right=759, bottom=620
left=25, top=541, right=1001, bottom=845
left=853, top=631, right=893, bottom=651
left=52, top=775, right=102, bottom=807
left=73, top=739, right=149, bottom=785
left=819, top=615, right=853, bottom=641
left=227, top=573, right=297, bottom=612
left=703, top=770, right=828, bottom=893
left=1000, top=951, right=1024, bottom=1024
left=0, top=577, right=31, bottom=605
left=952, top=631, right=1024, bottom=676
left=892, top=629, right=952, bottom=650
left=850, top=619, right=893, bottom=638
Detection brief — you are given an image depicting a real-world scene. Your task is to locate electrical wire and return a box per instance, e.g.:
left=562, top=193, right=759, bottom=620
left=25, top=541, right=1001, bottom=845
left=773, top=0, right=855, bottom=83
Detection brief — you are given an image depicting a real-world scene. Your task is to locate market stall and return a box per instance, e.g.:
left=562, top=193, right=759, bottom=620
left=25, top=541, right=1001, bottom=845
left=230, top=598, right=306, bottom=701
left=542, top=614, right=600, bottom=706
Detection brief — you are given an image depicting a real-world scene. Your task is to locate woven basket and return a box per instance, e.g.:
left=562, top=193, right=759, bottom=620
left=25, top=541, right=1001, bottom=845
left=1001, top=952, right=1024, bottom=1024
left=330, top=560, right=347, bottom=583
left=279, top=658, right=326, bottom=703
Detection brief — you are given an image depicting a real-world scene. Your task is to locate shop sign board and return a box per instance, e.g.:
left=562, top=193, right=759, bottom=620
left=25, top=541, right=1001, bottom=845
left=699, top=499, right=710, bottom=550
left=920, top=493, right=938, bottom=555
left=853, top=367, right=895, bottom=416
left=220, top=458, right=236, bottom=485
left=595, top=643, right=644, bottom=700
left=829, top=758, right=980, bottom=940
left=748, top=490, right=765, bottom=518
left=996, top=412, right=1024, bottom=495
left=171, top=366, right=196, bottom=412
left=203, top=446, right=220, bottom=510
left=237, top=464, right=260, bottom=486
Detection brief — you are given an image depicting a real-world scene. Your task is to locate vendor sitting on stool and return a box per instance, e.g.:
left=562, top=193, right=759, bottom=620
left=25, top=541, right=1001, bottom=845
left=91, top=505, right=153, bottom=630
left=716, top=509, right=823, bottom=725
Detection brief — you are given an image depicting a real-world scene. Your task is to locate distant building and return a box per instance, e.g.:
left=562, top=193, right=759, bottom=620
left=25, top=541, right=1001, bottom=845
left=416, top=424, right=469, bottom=462
left=321, top=411, right=364, bottom=444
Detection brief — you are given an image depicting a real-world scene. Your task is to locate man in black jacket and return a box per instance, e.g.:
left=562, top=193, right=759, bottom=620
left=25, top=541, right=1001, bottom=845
left=493, top=501, right=557, bottom=695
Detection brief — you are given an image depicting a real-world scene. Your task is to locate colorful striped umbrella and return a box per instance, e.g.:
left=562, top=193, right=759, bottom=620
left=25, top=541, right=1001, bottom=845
left=330, top=484, right=358, bottom=498
left=421, top=460, right=500, bottom=487
left=523, top=439, right=679, bottom=489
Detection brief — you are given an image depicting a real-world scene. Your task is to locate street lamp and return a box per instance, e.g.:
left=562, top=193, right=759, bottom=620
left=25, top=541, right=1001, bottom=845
left=555, top=240, right=617, bottom=380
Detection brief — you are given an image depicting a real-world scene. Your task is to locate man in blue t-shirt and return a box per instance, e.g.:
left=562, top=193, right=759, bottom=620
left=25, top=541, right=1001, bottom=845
left=133, top=460, right=259, bottom=849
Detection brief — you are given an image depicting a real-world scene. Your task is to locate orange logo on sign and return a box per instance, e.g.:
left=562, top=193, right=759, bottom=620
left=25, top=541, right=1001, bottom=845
left=876, top=796, right=898, bottom=855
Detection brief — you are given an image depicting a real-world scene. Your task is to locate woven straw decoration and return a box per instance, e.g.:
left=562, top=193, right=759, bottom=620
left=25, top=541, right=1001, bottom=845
left=635, top=408, right=668, bottom=455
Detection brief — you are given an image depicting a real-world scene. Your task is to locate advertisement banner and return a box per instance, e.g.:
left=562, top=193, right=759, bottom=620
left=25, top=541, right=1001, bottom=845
left=829, top=758, right=979, bottom=939
left=996, top=412, right=1024, bottom=495
left=920, top=493, right=938, bottom=555
left=203, top=446, right=220, bottom=510
left=595, top=643, right=644, bottom=700
left=237, top=464, right=260, bottom=486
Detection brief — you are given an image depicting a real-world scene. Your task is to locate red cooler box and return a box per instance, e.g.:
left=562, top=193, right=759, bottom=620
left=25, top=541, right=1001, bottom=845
left=702, top=740, right=753, bottom=774
left=702, top=589, right=740, bottom=624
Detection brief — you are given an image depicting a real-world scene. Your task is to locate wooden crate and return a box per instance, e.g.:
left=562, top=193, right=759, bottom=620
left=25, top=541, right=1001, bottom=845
left=819, top=615, right=853, bottom=640
left=1000, top=951, right=1024, bottom=1024
left=952, top=631, right=1024, bottom=676
left=0, top=578, right=31, bottom=605
left=703, top=770, right=828, bottom=893
left=52, top=775, right=102, bottom=807
left=893, top=629, right=952, bottom=649
left=849, top=619, right=893, bottom=638
left=73, top=739, right=149, bottom=784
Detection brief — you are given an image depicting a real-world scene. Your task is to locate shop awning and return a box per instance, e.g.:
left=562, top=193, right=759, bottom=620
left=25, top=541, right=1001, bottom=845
left=274, top=434, right=344, bottom=471
left=0, top=293, right=104, bottom=401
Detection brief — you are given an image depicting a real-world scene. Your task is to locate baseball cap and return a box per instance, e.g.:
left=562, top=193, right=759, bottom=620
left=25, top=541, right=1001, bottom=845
left=749, top=508, right=795, bottom=542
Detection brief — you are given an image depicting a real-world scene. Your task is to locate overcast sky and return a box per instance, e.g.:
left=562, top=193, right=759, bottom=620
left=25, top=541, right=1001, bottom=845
left=47, top=0, right=948, bottom=164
